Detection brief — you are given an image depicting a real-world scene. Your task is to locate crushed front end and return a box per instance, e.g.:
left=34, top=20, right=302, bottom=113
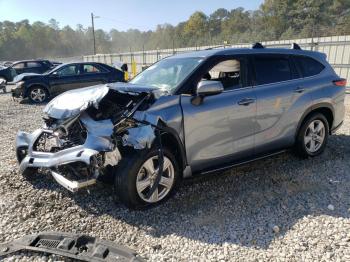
left=15, top=84, right=160, bottom=192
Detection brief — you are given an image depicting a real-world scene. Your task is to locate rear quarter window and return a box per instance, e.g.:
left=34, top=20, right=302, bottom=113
left=294, top=56, right=325, bottom=77
left=253, top=55, right=292, bottom=85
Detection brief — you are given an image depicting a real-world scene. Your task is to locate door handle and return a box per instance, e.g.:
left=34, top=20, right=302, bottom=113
left=238, top=98, right=255, bottom=106
left=294, top=87, right=305, bottom=93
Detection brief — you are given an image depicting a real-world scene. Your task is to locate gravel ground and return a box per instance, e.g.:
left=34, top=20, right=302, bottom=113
left=0, top=92, right=349, bottom=261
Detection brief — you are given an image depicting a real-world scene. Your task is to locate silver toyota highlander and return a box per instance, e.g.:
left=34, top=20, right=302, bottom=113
left=16, top=43, right=346, bottom=208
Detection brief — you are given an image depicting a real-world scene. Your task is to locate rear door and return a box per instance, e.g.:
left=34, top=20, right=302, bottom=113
left=25, top=61, right=43, bottom=74
left=181, top=55, right=257, bottom=173
left=79, top=64, right=108, bottom=87
left=252, top=54, right=310, bottom=154
left=49, top=64, right=82, bottom=95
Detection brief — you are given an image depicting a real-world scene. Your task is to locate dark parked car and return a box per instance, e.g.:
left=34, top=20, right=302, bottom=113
left=11, top=62, right=125, bottom=103
left=0, top=59, right=55, bottom=83
left=1, top=61, right=14, bottom=67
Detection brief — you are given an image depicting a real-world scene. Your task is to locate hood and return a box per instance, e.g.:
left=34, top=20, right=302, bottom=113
left=44, top=84, right=110, bottom=119
left=13, top=73, right=42, bottom=82
left=44, top=82, right=169, bottom=119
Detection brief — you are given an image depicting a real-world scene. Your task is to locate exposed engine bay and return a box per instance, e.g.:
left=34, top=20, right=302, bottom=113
left=16, top=83, right=172, bottom=192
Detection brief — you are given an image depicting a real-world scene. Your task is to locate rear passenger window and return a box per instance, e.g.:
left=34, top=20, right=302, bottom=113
left=294, top=56, right=325, bottom=77
left=27, top=62, right=41, bottom=68
left=254, top=56, right=292, bottom=85
left=83, top=64, right=101, bottom=73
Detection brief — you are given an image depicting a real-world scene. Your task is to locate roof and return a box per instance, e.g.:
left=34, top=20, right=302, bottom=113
left=13, top=59, right=50, bottom=63
left=169, top=47, right=326, bottom=61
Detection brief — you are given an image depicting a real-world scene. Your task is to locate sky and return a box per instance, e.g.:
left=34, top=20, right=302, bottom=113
left=0, top=0, right=263, bottom=32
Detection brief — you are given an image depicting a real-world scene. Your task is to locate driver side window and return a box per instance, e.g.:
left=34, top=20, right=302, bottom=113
left=57, top=65, right=81, bottom=77
left=202, top=59, right=243, bottom=91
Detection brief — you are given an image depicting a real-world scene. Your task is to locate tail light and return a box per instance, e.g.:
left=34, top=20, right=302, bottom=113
left=333, top=78, right=347, bottom=87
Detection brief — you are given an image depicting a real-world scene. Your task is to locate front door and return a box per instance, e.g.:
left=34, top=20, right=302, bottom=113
left=181, top=56, right=257, bottom=173
left=49, top=64, right=82, bottom=95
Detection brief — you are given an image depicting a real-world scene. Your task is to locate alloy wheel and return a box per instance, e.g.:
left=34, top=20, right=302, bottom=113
left=30, top=88, right=46, bottom=103
left=136, top=155, right=175, bottom=203
left=304, top=119, right=325, bottom=153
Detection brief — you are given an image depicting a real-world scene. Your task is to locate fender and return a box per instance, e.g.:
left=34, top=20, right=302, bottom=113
left=295, top=102, right=334, bottom=138
left=159, top=125, right=188, bottom=171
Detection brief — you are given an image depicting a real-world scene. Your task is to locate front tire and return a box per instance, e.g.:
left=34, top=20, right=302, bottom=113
left=114, top=148, right=179, bottom=209
left=28, top=86, right=49, bottom=103
left=295, top=113, right=329, bottom=158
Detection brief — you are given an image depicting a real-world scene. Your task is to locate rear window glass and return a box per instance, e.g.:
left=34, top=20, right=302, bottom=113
left=294, top=56, right=325, bottom=77
left=254, top=56, right=292, bottom=85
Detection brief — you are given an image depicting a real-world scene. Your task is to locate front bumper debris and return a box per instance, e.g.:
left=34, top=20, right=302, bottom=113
left=11, top=83, right=24, bottom=98
left=0, top=232, right=144, bottom=261
left=16, top=127, right=115, bottom=192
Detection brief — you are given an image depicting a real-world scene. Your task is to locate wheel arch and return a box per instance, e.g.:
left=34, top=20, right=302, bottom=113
left=295, top=103, right=334, bottom=138
left=24, top=83, right=50, bottom=98
left=159, top=126, right=187, bottom=176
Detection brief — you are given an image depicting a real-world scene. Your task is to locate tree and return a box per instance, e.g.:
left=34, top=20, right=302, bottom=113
left=0, top=0, right=349, bottom=60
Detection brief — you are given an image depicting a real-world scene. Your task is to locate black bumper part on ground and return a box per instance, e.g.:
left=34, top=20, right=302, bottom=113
left=0, top=232, right=144, bottom=261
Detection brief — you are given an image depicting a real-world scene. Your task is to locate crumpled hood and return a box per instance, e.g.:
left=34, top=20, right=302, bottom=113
left=13, top=73, right=42, bottom=82
left=43, top=82, right=168, bottom=119
left=44, top=84, right=110, bottom=119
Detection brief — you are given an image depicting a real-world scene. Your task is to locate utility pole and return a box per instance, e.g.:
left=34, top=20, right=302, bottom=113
left=91, top=13, right=99, bottom=55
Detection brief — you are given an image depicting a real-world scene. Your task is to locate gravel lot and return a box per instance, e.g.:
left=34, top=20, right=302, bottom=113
left=0, top=92, right=349, bottom=261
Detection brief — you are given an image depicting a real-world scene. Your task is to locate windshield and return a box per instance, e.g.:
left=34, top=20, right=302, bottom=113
left=130, top=57, right=203, bottom=92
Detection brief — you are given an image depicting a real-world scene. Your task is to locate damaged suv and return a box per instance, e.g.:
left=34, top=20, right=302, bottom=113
left=16, top=44, right=346, bottom=208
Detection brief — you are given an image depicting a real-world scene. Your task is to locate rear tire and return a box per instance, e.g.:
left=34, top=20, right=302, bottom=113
left=28, top=86, right=49, bottom=103
left=113, top=147, right=180, bottom=209
left=295, top=113, right=329, bottom=158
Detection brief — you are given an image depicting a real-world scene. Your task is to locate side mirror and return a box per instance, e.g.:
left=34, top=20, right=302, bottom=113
left=191, top=80, right=224, bottom=106
left=51, top=71, right=58, bottom=77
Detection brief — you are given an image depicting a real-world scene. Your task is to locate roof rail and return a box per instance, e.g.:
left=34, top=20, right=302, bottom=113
left=291, top=43, right=301, bottom=50
left=252, top=42, right=264, bottom=49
